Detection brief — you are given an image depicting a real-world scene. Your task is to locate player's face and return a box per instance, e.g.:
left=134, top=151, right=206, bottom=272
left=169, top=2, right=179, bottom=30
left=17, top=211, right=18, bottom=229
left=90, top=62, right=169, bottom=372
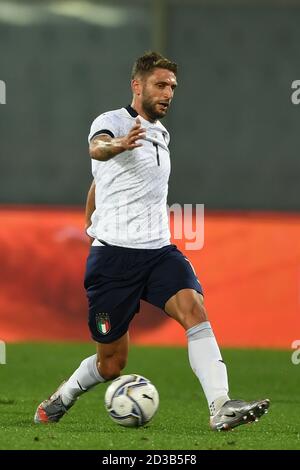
left=141, top=68, right=177, bottom=121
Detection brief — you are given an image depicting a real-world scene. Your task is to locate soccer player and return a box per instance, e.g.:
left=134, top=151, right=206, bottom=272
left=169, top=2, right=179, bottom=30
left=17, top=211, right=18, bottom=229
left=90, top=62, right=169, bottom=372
left=34, top=52, right=269, bottom=431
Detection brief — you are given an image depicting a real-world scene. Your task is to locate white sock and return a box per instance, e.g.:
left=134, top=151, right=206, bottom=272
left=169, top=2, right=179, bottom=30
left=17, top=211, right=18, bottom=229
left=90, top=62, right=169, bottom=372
left=61, top=354, right=106, bottom=407
left=186, top=322, right=230, bottom=415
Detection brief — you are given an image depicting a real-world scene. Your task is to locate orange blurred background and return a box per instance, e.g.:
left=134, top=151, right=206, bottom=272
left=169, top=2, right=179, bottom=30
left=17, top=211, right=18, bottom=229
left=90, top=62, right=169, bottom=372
left=0, top=207, right=299, bottom=349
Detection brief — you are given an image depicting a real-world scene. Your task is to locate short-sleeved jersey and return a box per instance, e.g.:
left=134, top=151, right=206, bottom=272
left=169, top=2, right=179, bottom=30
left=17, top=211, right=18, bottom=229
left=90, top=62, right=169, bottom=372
left=87, top=105, right=171, bottom=249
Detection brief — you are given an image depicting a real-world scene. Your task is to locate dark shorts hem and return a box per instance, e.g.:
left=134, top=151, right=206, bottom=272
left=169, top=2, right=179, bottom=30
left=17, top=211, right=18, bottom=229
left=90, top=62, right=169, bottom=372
left=89, top=305, right=138, bottom=345
left=156, top=282, right=203, bottom=311
left=91, top=325, right=130, bottom=344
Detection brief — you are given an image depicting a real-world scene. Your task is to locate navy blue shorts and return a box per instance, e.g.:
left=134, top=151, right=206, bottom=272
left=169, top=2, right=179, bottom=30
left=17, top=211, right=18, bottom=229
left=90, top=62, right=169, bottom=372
left=84, top=244, right=203, bottom=344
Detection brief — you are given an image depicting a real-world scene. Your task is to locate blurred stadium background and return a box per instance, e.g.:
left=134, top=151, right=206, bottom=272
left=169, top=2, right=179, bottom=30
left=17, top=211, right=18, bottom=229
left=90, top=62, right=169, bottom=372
left=1, top=0, right=300, bottom=349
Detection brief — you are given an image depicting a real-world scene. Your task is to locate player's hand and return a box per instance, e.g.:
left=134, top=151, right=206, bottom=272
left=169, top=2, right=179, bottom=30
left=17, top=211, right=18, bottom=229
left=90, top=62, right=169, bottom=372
left=85, top=224, right=94, bottom=245
left=89, top=118, right=145, bottom=161
left=119, top=118, right=146, bottom=150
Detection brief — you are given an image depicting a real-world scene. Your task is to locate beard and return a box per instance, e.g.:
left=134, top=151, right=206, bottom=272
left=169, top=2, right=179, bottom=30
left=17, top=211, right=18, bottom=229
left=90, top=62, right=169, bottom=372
left=141, top=93, right=169, bottom=121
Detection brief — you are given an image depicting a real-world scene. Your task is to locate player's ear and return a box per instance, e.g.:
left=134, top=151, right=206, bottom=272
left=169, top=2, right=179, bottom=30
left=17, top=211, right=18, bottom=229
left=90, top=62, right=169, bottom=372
left=131, top=78, right=142, bottom=96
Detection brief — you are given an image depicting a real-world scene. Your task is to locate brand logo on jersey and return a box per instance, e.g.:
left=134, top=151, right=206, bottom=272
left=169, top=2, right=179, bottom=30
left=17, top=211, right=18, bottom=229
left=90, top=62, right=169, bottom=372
left=96, top=313, right=111, bottom=335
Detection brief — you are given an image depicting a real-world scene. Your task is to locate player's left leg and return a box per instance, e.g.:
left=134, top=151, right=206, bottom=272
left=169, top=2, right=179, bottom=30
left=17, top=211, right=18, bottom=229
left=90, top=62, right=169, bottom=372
left=165, top=288, right=270, bottom=431
left=165, top=289, right=230, bottom=416
left=145, top=245, right=269, bottom=431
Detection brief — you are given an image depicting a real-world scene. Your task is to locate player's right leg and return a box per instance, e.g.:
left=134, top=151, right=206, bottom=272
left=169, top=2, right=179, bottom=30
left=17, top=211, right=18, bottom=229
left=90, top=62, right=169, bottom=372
left=34, top=333, right=129, bottom=424
left=34, top=244, right=144, bottom=424
left=81, top=244, right=144, bottom=390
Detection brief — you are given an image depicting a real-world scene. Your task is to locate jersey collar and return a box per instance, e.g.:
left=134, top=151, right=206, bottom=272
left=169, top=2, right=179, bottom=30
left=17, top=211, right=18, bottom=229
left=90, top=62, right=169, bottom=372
left=124, top=104, right=164, bottom=129
left=125, top=105, right=138, bottom=117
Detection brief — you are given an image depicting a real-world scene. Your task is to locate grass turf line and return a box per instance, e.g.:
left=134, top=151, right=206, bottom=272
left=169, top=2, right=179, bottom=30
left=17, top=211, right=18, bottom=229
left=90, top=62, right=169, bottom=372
left=0, top=344, right=299, bottom=450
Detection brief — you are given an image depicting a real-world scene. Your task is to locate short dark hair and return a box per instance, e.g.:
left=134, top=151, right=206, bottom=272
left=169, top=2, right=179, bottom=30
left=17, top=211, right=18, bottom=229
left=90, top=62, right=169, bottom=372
left=131, top=51, right=178, bottom=79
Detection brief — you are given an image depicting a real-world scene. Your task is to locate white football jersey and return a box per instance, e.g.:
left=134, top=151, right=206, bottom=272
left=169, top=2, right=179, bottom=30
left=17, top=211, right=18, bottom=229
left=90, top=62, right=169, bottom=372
left=87, top=105, right=171, bottom=248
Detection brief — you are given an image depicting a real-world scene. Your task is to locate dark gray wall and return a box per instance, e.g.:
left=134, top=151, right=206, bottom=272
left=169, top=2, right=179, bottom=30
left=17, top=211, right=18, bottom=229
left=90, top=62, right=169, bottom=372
left=0, top=2, right=151, bottom=204
left=168, top=5, right=300, bottom=209
left=1, top=1, right=300, bottom=209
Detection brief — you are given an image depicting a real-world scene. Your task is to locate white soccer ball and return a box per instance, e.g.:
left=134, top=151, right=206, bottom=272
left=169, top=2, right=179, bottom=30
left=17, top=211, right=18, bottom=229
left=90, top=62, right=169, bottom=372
left=104, top=374, right=159, bottom=427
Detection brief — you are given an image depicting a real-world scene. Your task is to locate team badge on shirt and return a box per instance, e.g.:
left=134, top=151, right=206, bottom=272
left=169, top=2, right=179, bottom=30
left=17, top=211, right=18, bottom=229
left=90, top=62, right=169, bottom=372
left=96, top=313, right=111, bottom=335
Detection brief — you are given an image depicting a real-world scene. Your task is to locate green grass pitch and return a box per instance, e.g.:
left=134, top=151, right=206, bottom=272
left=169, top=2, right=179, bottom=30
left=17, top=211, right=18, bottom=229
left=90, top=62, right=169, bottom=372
left=0, top=343, right=299, bottom=450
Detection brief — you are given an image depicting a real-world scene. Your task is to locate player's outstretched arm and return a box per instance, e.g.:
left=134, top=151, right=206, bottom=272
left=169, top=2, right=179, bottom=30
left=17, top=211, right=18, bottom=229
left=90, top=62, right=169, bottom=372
left=89, top=118, right=146, bottom=161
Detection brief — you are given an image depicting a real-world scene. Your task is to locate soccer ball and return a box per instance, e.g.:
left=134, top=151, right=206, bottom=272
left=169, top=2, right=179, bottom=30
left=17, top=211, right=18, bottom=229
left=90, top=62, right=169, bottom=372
left=104, top=374, right=159, bottom=427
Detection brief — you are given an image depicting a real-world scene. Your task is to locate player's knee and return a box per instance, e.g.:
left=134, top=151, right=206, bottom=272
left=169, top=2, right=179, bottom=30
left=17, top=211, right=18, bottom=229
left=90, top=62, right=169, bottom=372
left=101, top=367, right=120, bottom=381
left=183, top=299, right=208, bottom=329
left=194, top=300, right=208, bottom=323
left=98, top=356, right=127, bottom=381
